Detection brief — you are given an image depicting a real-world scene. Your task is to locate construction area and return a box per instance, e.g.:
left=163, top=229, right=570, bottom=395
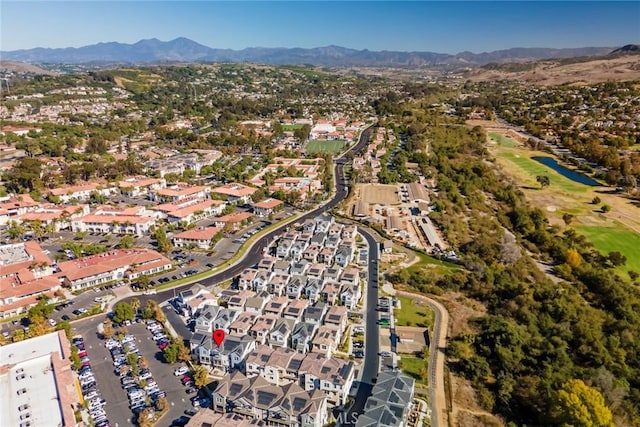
left=349, top=182, right=447, bottom=252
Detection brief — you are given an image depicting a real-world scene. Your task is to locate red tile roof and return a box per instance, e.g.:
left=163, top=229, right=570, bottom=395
left=253, top=198, right=283, bottom=209
left=212, top=183, right=257, bottom=198
left=173, top=226, right=222, bottom=241
left=57, top=248, right=170, bottom=281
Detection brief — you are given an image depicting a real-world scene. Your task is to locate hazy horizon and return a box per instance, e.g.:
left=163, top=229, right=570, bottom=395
left=2, top=1, right=639, bottom=53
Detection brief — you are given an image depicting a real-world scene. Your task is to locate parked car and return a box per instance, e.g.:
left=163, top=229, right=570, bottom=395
left=172, top=416, right=190, bottom=427
left=174, top=366, right=189, bottom=376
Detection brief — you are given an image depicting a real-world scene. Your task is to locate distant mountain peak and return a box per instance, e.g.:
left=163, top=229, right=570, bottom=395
left=0, top=38, right=618, bottom=67
left=611, top=44, right=640, bottom=54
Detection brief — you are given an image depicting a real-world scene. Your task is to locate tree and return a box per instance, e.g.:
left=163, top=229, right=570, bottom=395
left=142, top=300, right=156, bottom=320
left=562, top=213, right=574, bottom=226
left=192, top=365, right=209, bottom=388
left=591, top=196, right=601, bottom=205
left=89, top=190, right=107, bottom=204
left=12, top=329, right=25, bottom=343
left=566, top=248, right=583, bottom=268
left=536, top=175, right=550, bottom=189
left=163, top=343, right=179, bottom=363
left=103, top=319, right=114, bottom=339
left=154, top=226, right=173, bottom=254
left=4, top=157, right=44, bottom=193
left=620, top=175, right=637, bottom=193
left=118, top=235, right=136, bottom=249
left=137, top=275, right=150, bottom=290
left=554, top=379, right=614, bottom=427
left=127, top=352, right=140, bottom=376
left=29, top=220, right=46, bottom=242
left=294, top=124, right=311, bottom=141
left=85, top=138, right=108, bottom=155
left=139, top=356, right=149, bottom=370
left=601, top=204, right=611, bottom=213
left=607, top=251, right=627, bottom=267
left=156, top=396, right=168, bottom=412
left=131, top=297, right=141, bottom=313
left=70, top=346, right=82, bottom=370
left=7, top=221, right=26, bottom=242
left=56, top=320, right=72, bottom=339
left=153, top=304, right=165, bottom=322
left=138, top=407, right=155, bottom=427
left=113, top=302, right=135, bottom=324
left=177, top=341, right=191, bottom=362
left=28, top=295, right=54, bottom=320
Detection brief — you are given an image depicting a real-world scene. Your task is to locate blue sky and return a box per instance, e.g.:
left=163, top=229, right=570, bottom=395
left=1, top=1, right=639, bottom=53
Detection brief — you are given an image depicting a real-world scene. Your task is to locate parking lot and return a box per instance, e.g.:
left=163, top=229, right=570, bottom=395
left=73, top=316, right=192, bottom=426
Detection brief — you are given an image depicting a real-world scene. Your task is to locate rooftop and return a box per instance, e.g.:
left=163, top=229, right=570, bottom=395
left=0, top=331, right=77, bottom=427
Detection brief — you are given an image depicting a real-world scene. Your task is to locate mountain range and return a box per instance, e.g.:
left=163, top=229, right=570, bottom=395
left=0, top=37, right=627, bottom=67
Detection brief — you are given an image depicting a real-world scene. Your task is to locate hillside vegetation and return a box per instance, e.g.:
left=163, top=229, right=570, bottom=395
left=382, top=100, right=640, bottom=425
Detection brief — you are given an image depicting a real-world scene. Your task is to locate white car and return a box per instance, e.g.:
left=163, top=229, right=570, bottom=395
left=105, top=339, right=120, bottom=349
left=173, top=366, right=189, bottom=376
left=83, top=391, right=98, bottom=400
left=48, top=318, right=57, bottom=327
left=94, top=297, right=105, bottom=303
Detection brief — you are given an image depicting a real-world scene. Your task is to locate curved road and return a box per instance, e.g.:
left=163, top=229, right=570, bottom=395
left=125, top=124, right=374, bottom=310
left=396, top=290, right=448, bottom=427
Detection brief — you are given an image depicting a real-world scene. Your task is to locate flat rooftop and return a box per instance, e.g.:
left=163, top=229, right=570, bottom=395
left=0, top=331, right=75, bottom=427
left=0, top=243, right=31, bottom=266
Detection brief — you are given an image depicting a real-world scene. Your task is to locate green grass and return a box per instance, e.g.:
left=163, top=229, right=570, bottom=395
left=282, top=124, right=304, bottom=131
left=394, top=296, right=435, bottom=327
left=407, top=252, right=461, bottom=276
left=306, top=139, right=345, bottom=154
left=489, top=132, right=517, bottom=148
left=499, top=151, right=589, bottom=193
left=575, top=224, right=640, bottom=275
left=398, top=356, right=428, bottom=385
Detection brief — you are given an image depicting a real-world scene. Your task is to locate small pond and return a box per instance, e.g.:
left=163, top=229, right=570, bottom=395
left=532, top=156, right=601, bottom=186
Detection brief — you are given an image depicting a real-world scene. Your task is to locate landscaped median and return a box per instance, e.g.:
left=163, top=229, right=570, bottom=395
left=152, top=212, right=304, bottom=292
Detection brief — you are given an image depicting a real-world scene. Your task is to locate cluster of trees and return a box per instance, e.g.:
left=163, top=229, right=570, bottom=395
left=466, top=80, right=640, bottom=186
left=6, top=295, right=71, bottom=343
left=383, top=100, right=639, bottom=425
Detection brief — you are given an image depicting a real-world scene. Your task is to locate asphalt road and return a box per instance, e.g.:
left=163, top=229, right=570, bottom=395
left=124, top=124, right=374, bottom=311
left=342, top=227, right=379, bottom=426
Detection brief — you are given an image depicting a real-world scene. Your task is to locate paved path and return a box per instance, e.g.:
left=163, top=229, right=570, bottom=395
left=383, top=282, right=449, bottom=427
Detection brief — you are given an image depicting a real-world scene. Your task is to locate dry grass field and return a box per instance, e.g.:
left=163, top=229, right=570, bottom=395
left=465, top=55, right=640, bottom=85
left=358, top=183, right=400, bottom=204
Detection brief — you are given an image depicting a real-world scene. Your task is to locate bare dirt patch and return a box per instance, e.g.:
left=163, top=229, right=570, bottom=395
left=358, top=183, right=400, bottom=205
left=438, top=292, right=486, bottom=338
left=450, top=376, right=506, bottom=427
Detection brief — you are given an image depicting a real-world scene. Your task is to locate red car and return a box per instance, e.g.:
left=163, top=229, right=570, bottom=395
left=158, top=341, right=169, bottom=350
left=181, top=375, right=193, bottom=385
